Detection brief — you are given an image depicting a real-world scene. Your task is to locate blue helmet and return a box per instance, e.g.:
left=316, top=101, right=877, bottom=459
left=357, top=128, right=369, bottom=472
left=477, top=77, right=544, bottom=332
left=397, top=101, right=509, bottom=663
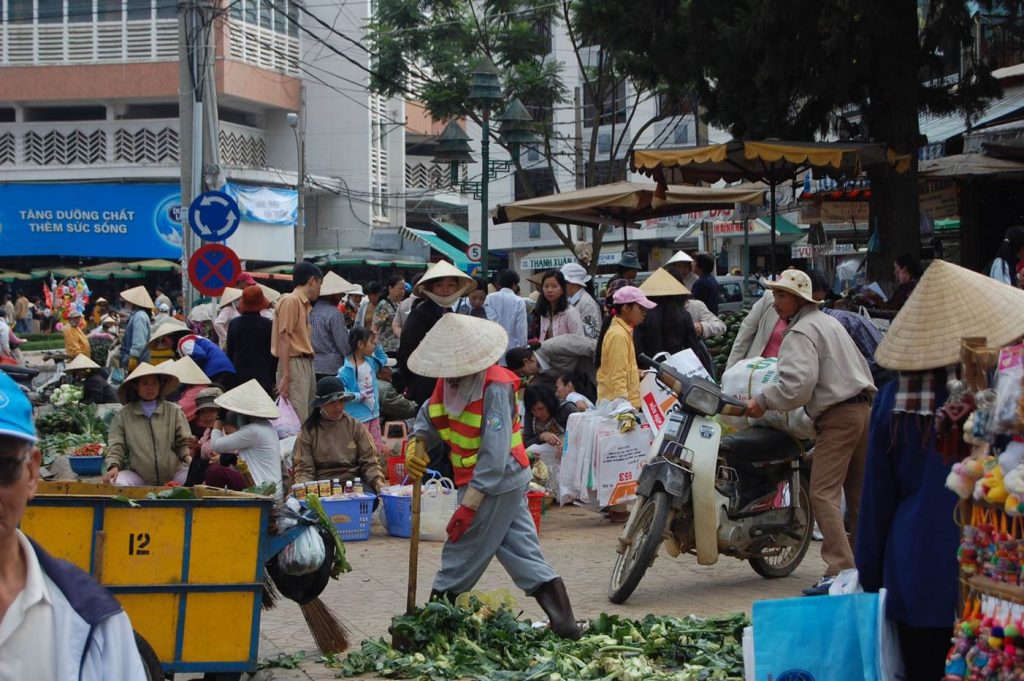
left=0, top=372, right=36, bottom=443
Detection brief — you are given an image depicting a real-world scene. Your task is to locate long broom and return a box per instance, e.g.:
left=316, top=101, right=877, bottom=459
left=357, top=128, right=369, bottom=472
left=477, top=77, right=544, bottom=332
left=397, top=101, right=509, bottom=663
left=300, top=597, right=349, bottom=654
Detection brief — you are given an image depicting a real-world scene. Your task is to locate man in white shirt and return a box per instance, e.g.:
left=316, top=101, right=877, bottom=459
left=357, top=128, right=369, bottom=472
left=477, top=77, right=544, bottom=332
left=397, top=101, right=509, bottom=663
left=560, top=263, right=601, bottom=340
left=0, top=372, right=146, bottom=679
left=0, top=310, right=11, bottom=360
left=484, top=270, right=528, bottom=364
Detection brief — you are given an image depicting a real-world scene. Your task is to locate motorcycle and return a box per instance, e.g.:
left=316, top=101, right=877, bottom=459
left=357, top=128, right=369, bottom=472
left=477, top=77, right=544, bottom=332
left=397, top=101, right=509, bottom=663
left=608, top=355, right=814, bottom=604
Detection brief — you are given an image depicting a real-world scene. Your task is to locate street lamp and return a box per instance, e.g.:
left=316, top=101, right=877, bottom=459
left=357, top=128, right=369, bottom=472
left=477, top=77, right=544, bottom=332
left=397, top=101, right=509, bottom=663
left=431, top=59, right=539, bottom=275
left=287, top=111, right=305, bottom=261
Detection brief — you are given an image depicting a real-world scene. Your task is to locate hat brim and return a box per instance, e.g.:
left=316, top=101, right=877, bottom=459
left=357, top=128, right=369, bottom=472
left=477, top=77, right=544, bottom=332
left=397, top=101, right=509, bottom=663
left=311, top=391, right=356, bottom=408
left=117, top=363, right=181, bottom=403
left=764, top=281, right=820, bottom=304
left=408, top=314, right=508, bottom=378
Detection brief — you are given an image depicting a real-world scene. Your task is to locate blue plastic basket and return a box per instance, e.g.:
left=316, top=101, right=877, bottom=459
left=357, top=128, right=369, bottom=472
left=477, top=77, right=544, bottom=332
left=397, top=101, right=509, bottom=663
left=381, top=492, right=412, bottom=538
left=318, top=494, right=375, bottom=541
left=68, top=455, right=104, bottom=477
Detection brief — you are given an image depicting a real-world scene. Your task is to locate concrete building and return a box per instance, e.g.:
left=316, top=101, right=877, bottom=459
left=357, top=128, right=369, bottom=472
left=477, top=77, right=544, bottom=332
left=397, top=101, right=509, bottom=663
left=0, top=0, right=412, bottom=282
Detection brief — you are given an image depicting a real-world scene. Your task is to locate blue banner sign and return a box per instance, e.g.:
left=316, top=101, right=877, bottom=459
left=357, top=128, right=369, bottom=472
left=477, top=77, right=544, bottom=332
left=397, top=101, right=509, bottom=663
left=223, top=183, right=297, bottom=225
left=0, top=183, right=182, bottom=258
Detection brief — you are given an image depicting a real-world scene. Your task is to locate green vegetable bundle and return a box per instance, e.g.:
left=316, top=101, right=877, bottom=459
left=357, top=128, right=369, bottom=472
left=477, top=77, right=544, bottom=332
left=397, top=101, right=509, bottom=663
left=330, top=597, right=747, bottom=680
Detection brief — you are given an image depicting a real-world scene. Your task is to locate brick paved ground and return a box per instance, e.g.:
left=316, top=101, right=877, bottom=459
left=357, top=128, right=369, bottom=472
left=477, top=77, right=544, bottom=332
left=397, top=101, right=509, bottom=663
left=231, top=502, right=825, bottom=680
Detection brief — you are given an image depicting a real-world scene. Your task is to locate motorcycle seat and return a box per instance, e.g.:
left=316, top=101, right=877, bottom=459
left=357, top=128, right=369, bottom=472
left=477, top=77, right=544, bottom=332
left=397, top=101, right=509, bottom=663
left=720, top=427, right=805, bottom=464
left=0, top=365, right=39, bottom=381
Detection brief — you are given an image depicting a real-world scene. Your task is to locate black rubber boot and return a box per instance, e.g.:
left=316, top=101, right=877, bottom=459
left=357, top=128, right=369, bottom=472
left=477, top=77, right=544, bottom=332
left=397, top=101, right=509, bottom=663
left=533, top=578, right=582, bottom=640
left=429, top=589, right=461, bottom=604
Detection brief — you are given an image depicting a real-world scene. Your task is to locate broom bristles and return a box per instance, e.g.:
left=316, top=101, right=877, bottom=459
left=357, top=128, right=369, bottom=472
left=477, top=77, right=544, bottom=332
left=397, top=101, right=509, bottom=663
left=300, top=597, right=349, bottom=654
left=262, top=568, right=280, bottom=610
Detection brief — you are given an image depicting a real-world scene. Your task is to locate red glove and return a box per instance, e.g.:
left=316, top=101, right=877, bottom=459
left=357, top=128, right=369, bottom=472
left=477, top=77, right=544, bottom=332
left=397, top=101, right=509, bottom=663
left=446, top=505, right=477, bottom=543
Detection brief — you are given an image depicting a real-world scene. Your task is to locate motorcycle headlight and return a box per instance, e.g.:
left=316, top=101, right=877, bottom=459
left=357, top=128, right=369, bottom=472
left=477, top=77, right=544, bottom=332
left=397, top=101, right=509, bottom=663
left=683, top=385, right=719, bottom=416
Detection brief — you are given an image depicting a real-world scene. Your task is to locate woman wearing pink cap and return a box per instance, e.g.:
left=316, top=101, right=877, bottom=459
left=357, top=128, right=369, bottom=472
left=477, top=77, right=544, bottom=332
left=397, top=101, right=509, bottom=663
left=595, top=286, right=656, bottom=409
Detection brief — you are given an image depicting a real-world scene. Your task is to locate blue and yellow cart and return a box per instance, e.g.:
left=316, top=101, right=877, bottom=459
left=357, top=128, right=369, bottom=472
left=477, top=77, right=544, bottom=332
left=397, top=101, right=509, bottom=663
left=22, top=481, right=305, bottom=677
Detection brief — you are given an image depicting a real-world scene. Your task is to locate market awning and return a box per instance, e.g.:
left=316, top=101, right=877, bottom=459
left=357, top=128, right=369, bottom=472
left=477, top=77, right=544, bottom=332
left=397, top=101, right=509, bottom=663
left=402, top=228, right=472, bottom=269
left=30, top=267, right=80, bottom=279
left=918, top=153, right=1024, bottom=179
left=131, top=259, right=181, bottom=272
left=0, top=270, right=34, bottom=282
left=519, top=248, right=620, bottom=271
left=920, top=83, right=1024, bottom=147
left=432, top=220, right=470, bottom=247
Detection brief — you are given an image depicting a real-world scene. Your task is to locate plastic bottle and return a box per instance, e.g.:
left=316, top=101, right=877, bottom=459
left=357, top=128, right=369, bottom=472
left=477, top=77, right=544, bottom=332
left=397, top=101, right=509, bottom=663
left=331, top=479, right=341, bottom=497
left=344, top=480, right=354, bottom=497
left=353, top=477, right=363, bottom=495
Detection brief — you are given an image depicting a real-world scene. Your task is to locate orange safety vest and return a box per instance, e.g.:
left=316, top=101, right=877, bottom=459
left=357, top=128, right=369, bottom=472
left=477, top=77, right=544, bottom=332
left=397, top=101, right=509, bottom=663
left=427, top=366, right=529, bottom=487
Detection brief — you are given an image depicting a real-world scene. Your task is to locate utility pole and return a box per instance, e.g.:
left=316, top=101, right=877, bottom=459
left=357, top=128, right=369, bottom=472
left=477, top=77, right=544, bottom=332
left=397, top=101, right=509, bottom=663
left=295, top=86, right=306, bottom=261
left=178, top=0, right=216, bottom=310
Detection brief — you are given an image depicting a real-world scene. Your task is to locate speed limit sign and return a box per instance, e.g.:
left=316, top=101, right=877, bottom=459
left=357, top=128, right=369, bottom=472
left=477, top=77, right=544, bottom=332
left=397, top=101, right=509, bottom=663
left=466, top=243, right=483, bottom=262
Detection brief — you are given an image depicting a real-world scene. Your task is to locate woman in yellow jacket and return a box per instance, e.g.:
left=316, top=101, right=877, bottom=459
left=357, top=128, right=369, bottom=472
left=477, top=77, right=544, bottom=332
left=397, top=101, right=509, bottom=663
left=63, top=309, right=91, bottom=360
left=595, top=286, right=656, bottom=408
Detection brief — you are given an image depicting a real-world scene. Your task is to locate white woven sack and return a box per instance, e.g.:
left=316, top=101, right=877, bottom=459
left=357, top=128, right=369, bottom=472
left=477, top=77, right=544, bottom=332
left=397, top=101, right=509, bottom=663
left=420, top=475, right=459, bottom=542
left=720, top=357, right=815, bottom=441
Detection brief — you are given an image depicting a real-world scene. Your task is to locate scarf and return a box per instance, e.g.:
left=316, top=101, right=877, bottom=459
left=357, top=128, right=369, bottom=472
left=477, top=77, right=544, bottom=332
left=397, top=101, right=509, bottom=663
left=893, top=365, right=958, bottom=416
left=141, top=399, right=158, bottom=418
left=424, top=290, right=462, bottom=308
left=442, top=370, right=486, bottom=416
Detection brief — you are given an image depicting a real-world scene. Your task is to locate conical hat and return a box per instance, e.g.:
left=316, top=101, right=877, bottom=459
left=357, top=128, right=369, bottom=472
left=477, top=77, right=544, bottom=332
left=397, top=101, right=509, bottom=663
left=219, top=287, right=243, bottom=309
left=258, top=284, right=281, bottom=304
left=640, top=268, right=690, bottom=297
left=149, top=319, right=190, bottom=345
left=120, top=286, right=155, bottom=310
left=408, top=314, right=508, bottom=378
left=214, top=379, right=280, bottom=419
left=320, top=271, right=357, bottom=297
left=165, top=356, right=212, bottom=386
left=665, top=250, right=693, bottom=265
left=876, top=259, right=1024, bottom=371
left=413, top=260, right=474, bottom=297
left=117, top=362, right=180, bottom=403
left=65, top=354, right=101, bottom=372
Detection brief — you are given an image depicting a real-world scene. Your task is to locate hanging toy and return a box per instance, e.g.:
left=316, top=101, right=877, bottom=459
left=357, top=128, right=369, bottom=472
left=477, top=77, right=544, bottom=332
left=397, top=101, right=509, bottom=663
left=948, top=455, right=988, bottom=499
left=936, top=387, right=976, bottom=464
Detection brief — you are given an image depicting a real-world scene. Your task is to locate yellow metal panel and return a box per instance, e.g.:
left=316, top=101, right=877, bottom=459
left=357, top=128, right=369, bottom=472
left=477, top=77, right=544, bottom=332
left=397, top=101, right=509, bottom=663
left=21, top=506, right=95, bottom=572
left=181, top=592, right=256, bottom=663
left=119, top=593, right=179, bottom=663
left=188, top=507, right=262, bottom=584
left=101, top=507, right=185, bottom=584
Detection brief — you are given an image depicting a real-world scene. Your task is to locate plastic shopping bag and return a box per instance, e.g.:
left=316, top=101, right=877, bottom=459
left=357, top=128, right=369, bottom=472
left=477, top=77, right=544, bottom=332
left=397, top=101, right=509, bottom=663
left=640, top=349, right=713, bottom=436
left=752, top=590, right=904, bottom=681
left=420, top=474, right=459, bottom=542
left=276, top=525, right=326, bottom=576
left=271, top=397, right=301, bottom=438
left=719, top=357, right=815, bottom=441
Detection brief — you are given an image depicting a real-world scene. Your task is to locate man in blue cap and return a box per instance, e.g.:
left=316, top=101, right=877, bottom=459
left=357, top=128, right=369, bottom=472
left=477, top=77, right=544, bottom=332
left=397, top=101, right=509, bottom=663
left=0, top=372, right=146, bottom=678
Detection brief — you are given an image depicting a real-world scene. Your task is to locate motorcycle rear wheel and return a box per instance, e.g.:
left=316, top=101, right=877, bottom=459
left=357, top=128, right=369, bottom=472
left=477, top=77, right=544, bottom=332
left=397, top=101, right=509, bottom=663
left=608, top=491, right=669, bottom=604
left=748, top=474, right=813, bottom=578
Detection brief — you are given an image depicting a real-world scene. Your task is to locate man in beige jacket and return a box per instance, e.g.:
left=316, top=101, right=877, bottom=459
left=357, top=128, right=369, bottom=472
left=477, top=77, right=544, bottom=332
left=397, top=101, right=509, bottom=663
left=744, top=270, right=875, bottom=596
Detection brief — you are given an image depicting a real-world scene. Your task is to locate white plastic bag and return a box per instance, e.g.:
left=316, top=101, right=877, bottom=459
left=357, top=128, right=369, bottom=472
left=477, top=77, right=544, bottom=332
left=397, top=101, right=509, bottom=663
left=276, top=525, right=326, bottom=576
left=640, top=349, right=714, bottom=436
left=719, top=357, right=815, bottom=441
left=271, top=397, right=301, bottom=438
left=420, top=475, right=458, bottom=542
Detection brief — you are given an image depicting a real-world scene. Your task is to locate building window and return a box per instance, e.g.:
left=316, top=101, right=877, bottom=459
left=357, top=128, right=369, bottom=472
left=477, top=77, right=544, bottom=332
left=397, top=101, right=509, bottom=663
left=37, top=0, right=63, bottom=22
left=584, top=159, right=627, bottom=185
left=9, top=0, right=33, bottom=23
left=97, top=0, right=121, bottom=22
left=582, top=79, right=627, bottom=128
left=672, top=123, right=689, bottom=145
left=127, top=0, right=150, bottom=21
left=515, top=168, right=557, bottom=201
left=597, top=131, right=611, bottom=154
left=68, top=0, right=92, bottom=22
left=529, top=223, right=541, bottom=239
left=156, top=0, right=174, bottom=18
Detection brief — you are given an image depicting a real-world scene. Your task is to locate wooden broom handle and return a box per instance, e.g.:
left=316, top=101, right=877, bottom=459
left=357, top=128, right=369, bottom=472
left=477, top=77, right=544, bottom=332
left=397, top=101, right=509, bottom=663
left=406, top=472, right=423, bottom=615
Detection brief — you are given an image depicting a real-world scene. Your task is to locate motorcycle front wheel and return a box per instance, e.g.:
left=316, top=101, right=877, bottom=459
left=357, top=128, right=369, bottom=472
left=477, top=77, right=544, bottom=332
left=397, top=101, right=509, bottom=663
left=608, top=491, right=669, bottom=604
left=748, top=474, right=814, bottom=578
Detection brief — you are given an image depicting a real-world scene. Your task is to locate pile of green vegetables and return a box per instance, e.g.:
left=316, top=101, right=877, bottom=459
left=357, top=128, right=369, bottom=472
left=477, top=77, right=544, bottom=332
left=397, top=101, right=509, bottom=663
left=330, top=598, right=746, bottom=680
left=36, top=403, right=109, bottom=466
left=705, top=309, right=750, bottom=377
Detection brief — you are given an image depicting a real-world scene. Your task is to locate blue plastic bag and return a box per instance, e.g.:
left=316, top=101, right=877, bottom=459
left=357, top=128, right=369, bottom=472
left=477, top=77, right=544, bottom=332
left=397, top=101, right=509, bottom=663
left=753, top=592, right=901, bottom=681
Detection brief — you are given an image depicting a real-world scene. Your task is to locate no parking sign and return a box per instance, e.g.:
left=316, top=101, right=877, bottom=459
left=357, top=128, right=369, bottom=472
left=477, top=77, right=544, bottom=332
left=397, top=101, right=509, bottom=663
left=188, top=243, right=241, bottom=297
